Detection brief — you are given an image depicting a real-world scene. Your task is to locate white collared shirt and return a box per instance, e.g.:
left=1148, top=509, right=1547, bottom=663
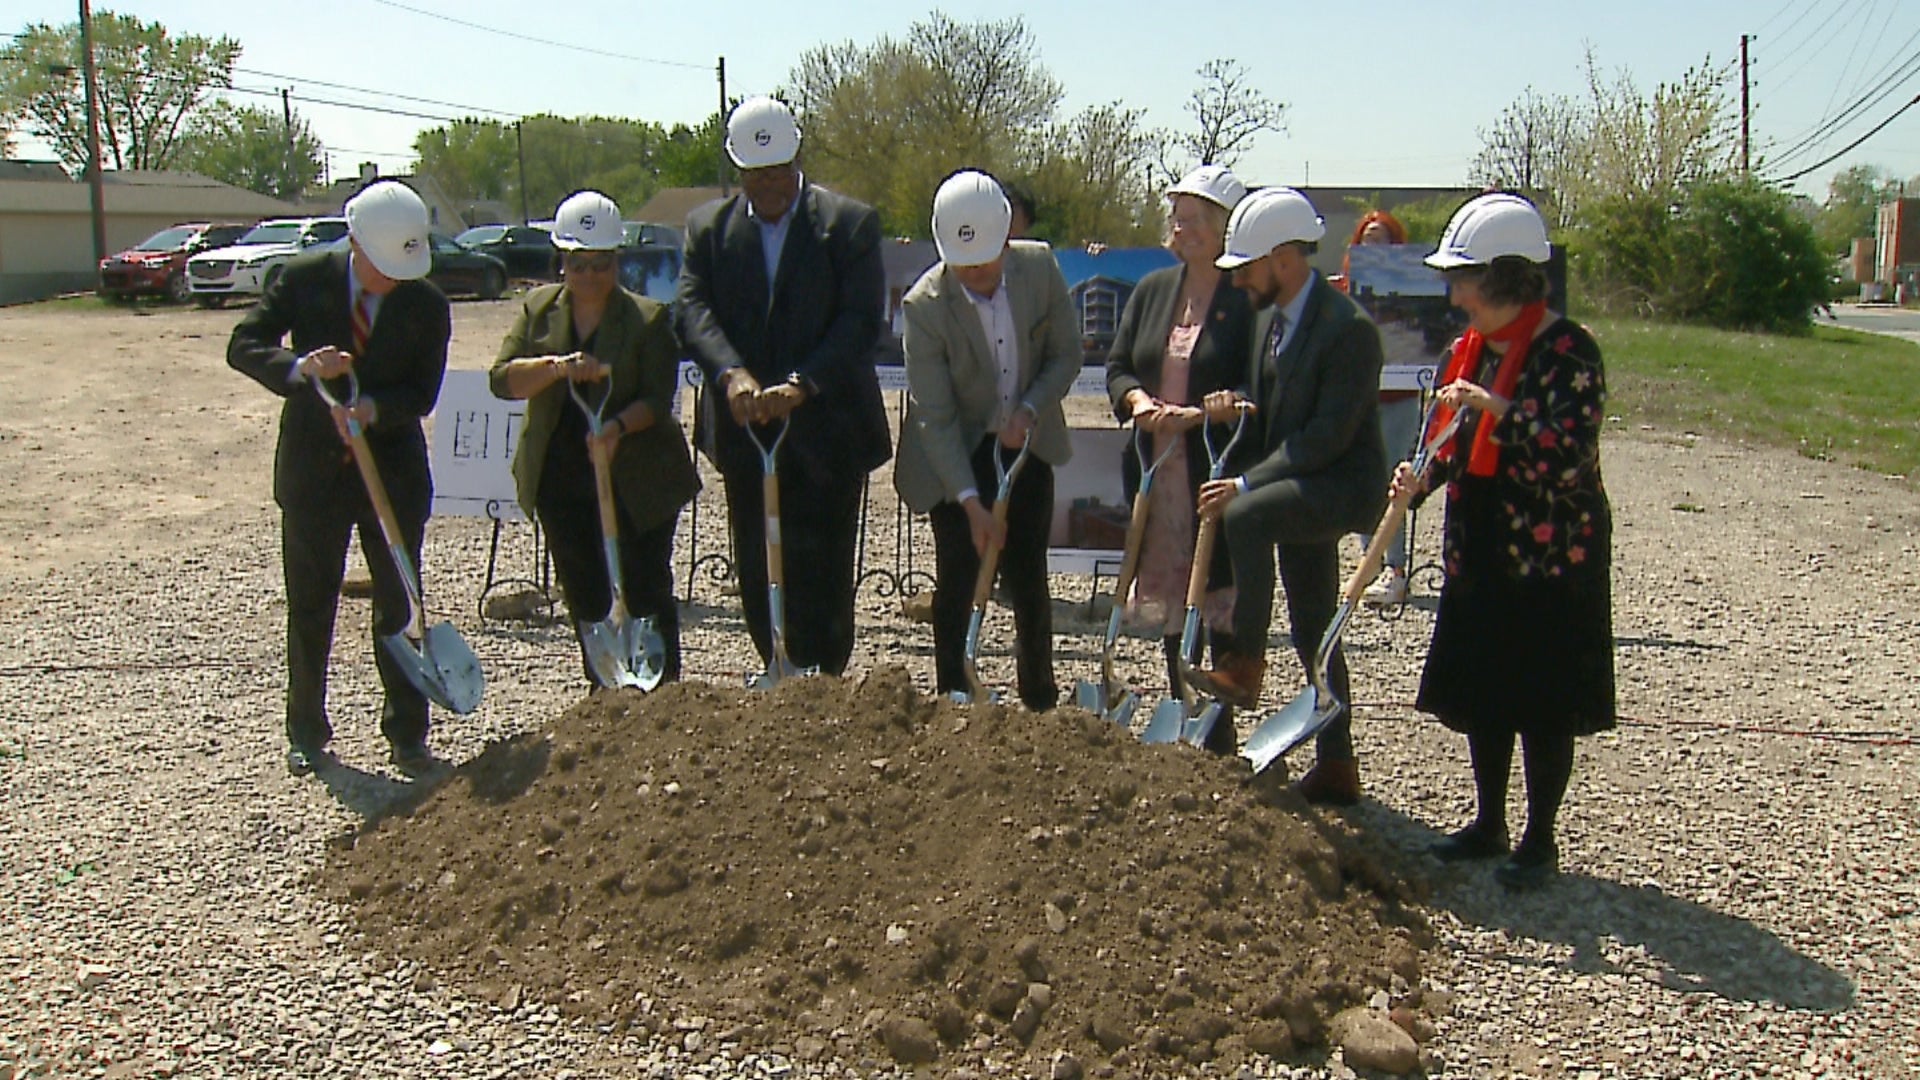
left=960, top=273, right=1019, bottom=433
left=747, top=173, right=804, bottom=289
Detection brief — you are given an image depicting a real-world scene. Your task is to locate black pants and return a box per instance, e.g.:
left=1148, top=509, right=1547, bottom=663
left=1221, top=479, right=1353, bottom=762
left=927, top=439, right=1056, bottom=710
left=536, top=492, right=682, bottom=687
left=282, top=492, right=428, bottom=752
left=723, top=468, right=863, bottom=676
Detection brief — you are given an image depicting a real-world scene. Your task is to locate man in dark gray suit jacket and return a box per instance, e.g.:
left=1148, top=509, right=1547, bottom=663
left=896, top=171, right=1080, bottom=709
left=676, top=96, right=891, bottom=677
left=1192, top=188, right=1388, bottom=805
left=228, top=180, right=451, bottom=779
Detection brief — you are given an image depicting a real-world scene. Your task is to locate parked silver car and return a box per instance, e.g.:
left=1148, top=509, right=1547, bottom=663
left=186, top=217, right=348, bottom=307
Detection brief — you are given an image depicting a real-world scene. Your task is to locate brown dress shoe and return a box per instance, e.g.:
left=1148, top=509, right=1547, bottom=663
left=1187, top=653, right=1264, bottom=709
left=1295, top=758, right=1362, bottom=806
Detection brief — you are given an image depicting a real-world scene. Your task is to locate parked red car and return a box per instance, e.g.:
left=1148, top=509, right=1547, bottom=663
left=98, top=222, right=250, bottom=303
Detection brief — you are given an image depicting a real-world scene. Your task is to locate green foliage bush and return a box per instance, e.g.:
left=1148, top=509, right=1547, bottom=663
left=1573, top=178, right=1828, bottom=333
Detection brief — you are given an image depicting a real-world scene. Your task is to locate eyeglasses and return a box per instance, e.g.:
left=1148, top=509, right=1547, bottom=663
left=564, top=253, right=616, bottom=273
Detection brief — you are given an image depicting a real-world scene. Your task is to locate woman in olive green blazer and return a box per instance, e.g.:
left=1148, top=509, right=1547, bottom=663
left=490, top=192, right=699, bottom=684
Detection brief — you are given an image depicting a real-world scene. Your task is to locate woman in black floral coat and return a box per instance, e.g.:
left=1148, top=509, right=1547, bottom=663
left=1391, top=193, right=1614, bottom=891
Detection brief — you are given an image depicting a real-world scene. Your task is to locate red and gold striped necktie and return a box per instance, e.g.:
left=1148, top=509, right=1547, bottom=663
left=351, top=292, right=374, bottom=356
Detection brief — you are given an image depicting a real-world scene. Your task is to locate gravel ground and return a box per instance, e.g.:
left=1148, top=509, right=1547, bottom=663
left=1, top=300, right=1916, bottom=1078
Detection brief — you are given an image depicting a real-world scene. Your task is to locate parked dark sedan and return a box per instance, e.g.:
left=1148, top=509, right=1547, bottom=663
left=426, top=234, right=509, bottom=299
left=322, top=234, right=508, bottom=300
left=99, top=222, right=250, bottom=302
left=454, top=223, right=556, bottom=281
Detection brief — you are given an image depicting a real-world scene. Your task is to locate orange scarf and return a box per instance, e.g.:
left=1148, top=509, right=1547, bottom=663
left=1427, top=301, right=1547, bottom=477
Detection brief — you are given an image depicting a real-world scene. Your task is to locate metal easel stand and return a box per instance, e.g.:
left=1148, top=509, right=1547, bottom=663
left=855, top=387, right=935, bottom=599
left=682, top=365, right=736, bottom=601
left=476, top=498, right=556, bottom=621
left=1375, top=367, right=1440, bottom=623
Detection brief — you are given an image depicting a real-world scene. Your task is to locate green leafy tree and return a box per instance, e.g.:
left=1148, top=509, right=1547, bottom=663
left=1469, top=87, right=1581, bottom=226
left=785, top=11, right=1158, bottom=244
left=0, top=12, right=237, bottom=172
left=176, top=101, right=323, bottom=200
left=1814, top=164, right=1900, bottom=258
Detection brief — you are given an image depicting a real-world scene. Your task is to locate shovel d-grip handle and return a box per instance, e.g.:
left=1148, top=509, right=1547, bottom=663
left=1201, top=400, right=1255, bottom=482
left=310, top=370, right=425, bottom=642
left=969, top=435, right=1032, bottom=609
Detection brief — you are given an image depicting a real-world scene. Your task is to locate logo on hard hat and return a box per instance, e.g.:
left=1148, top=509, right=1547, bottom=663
left=403, top=238, right=422, bottom=253
left=755, top=129, right=771, bottom=147
left=581, top=214, right=596, bottom=229
left=957, top=225, right=976, bottom=242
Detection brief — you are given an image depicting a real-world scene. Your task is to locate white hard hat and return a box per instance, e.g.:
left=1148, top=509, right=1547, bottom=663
left=725, top=96, right=801, bottom=169
left=345, top=180, right=431, bottom=281
left=551, top=190, right=623, bottom=251
left=1215, top=187, right=1325, bottom=270
left=1424, top=193, right=1551, bottom=269
left=1168, top=164, right=1247, bottom=211
left=931, top=170, right=1012, bottom=268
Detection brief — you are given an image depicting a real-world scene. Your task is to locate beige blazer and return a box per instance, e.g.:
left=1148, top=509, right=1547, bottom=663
left=490, top=283, right=699, bottom=534
left=893, top=241, right=1080, bottom=513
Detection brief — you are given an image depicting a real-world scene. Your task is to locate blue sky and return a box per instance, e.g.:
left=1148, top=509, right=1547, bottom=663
left=9, top=0, right=1919, bottom=202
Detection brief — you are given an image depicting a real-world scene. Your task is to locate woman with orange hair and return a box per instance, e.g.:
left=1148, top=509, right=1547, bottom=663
left=1341, top=210, right=1421, bottom=605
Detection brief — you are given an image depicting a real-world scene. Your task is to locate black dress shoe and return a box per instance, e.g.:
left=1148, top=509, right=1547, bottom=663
left=389, top=741, right=440, bottom=778
left=1431, top=822, right=1511, bottom=862
left=1495, top=841, right=1559, bottom=891
left=286, top=744, right=331, bottom=777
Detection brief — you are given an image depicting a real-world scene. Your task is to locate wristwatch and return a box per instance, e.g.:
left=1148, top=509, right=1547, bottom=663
left=786, top=371, right=818, bottom=399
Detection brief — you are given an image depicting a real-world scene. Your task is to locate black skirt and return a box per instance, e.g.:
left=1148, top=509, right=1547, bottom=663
left=1416, top=474, right=1616, bottom=738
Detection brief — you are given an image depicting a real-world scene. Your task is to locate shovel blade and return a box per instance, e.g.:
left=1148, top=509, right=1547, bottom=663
left=749, top=650, right=818, bottom=691
left=1240, top=686, right=1342, bottom=775
left=1073, top=679, right=1107, bottom=714
left=1105, top=691, right=1140, bottom=729
left=384, top=621, right=485, bottom=715
left=1179, top=702, right=1223, bottom=748
left=580, top=618, right=645, bottom=690
left=1140, top=698, right=1188, bottom=744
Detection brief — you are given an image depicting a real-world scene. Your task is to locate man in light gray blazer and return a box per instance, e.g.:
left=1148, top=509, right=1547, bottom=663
left=895, top=171, right=1080, bottom=709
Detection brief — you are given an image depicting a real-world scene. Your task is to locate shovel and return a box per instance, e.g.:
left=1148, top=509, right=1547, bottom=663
left=1073, top=428, right=1177, bottom=726
left=312, top=371, right=484, bottom=714
left=1141, top=405, right=1253, bottom=745
left=568, top=376, right=667, bottom=691
left=954, top=433, right=1033, bottom=705
left=745, top=415, right=819, bottom=690
left=1240, top=407, right=1469, bottom=775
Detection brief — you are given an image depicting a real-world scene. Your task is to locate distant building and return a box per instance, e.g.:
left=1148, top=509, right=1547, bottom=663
left=0, top=165, right=302, bottom=304
left=298, top=168, right=468, bottom=236
left=630, top=187, right=728, bottom=230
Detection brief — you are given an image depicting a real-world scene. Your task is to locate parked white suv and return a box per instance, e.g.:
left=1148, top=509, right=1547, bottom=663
left=186, top=217, right=349, bottom=307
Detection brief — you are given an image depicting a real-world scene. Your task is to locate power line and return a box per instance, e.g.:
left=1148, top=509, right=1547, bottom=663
left=367, top=0, right=708, bottom=71
left=1766, top=0, right=1874, bottom=97
left=1773, top=91, right=1920, bottom=182
left=1766, top=38, right=1920, bottom=166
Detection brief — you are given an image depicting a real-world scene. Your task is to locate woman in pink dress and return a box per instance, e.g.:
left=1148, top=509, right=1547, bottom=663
left=1104, top=165, right=1255, bottom=755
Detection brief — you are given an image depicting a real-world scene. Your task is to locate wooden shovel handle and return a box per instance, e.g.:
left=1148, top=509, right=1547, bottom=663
left=1340, top=487, right=1416, bottom=604
left=1185, top=513, right=1219, bottom=610
left=590, top=439, right=621, bottom=545
left=970, top=493, right=1016, bottom=609
left=1110, top=488, right=1154, bottom=602
left=763, top=471, right=784, bottom=591
left=344, top=428, right=423, bottom=640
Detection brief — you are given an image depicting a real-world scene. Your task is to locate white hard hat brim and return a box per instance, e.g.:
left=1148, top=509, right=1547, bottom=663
left=360, top=235, right=431, bottom=281
left=1423, top=249, right=1475, bottom=271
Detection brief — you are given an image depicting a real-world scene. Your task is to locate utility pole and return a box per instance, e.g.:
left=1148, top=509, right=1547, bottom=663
left=514, top=120, right=529, bottom=224
left=716, top=56, right=729, bottom=196
left=78, top=0, right=107, bottom=265
left=1740, top=34, right=1752, bottom=176
left=281, top=87, right=294, bottom=199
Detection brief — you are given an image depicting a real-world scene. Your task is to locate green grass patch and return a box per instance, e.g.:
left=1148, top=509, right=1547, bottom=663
left=1594, top=315, right=1920, bottom=479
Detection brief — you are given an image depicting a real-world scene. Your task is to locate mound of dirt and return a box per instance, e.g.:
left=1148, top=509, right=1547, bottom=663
left=324, top=667, right=1432, bottom=1072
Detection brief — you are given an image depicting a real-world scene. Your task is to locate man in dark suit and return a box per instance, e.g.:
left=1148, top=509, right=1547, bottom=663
left=1192, top=187, right=1388, bottom=805
left=676, top=96, right=891, bottom=677
left=228, top=180, right=452, bottom=778
left=895, top=170, right=1080, bottom=709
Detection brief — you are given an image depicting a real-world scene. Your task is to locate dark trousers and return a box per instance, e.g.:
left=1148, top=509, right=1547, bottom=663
left=927, top=439, right=1057, bottom=710
left=536, top=493, right=682, bottom=687
left=1221, top=478, right=1353, bottom=762
left=723, top=468, right=863, bottom=676
left=282, top=492, right=428, bottom=752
